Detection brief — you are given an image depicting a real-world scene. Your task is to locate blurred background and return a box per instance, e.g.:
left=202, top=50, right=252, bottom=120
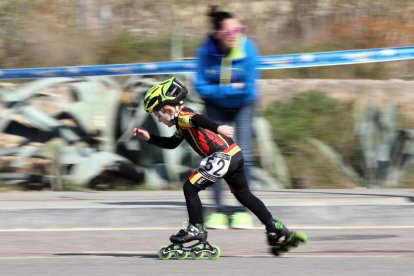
left=1, top=0, right=414, bottom=78
left=1, top=0, right=414, bottom=191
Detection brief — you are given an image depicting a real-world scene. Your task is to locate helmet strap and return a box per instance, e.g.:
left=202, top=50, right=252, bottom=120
left=174, top=104, right=181, bottom=118
left=159, top=109, right=173, bottom=122
left=159, top=103, right=183, bottom=122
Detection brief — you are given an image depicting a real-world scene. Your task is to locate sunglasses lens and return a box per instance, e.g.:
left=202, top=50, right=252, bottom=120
left=221, top=27, right=244, bottom=37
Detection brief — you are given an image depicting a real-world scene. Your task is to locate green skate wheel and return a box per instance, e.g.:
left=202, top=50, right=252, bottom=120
left=206, top=245, right=221, bottom=260
left=158, top=245, right=172, bottom=260
left=174, top=250, right=189, bottom=260
left=191, top=244, right=205, bottom=260
left=295, top=232, right=308, bottom=243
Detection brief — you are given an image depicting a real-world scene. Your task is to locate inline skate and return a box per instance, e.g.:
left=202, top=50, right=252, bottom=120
left=266, top=220, right=307, bottom=256
left=158, top=223, right=221, bottom=260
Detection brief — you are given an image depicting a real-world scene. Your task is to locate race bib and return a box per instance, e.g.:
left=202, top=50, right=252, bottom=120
left=198, top=152, right=232, bottom=182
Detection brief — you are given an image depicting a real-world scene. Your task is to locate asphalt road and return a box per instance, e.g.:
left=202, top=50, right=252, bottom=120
left=0, top=227, right=413, bottom=276
left=0, top=189, right=413, bottom=275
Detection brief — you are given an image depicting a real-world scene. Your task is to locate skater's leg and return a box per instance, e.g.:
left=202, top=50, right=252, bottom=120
left=224, top=160, right=273, bottom=225
left=224, top=160, right=307, bottom=252
left=173, top=180, right=209, bottom=244
left=232, top=187, right=273, bottom=225
left=183, top=180, right=203, bottom=225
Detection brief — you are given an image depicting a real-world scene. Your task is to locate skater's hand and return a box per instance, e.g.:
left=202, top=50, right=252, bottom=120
left=232, top=82, right=245, bottom=89
left=217, top=125, right=234, bottom=138
left=133, top=127, right=150, bottom=141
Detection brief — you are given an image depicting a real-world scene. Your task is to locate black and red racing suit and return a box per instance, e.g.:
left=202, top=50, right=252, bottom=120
left=146, top=106, right=272, bottom=226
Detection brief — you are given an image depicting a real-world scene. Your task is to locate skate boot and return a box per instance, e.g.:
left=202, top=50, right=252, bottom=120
left=169, top=223, right=208, bottom=244
left=266, top=220, right=307, bottom=256
left=158, top=223, right=221, bottom=260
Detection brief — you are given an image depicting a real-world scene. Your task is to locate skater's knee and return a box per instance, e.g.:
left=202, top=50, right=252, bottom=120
left=232, top=188, right=254, bottom=203
left=183, top=181, right=200, bottom=196
left=232, top=186, right=250, bottom=196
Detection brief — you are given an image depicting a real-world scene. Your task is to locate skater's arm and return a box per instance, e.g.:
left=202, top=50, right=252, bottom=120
left=191, top=113, right=219, bottom=132
left=133, top=127, right=150, bottom=141
left=133, top=127, right=183, bottom=149
left=191, top=114, right=234, bottom=138
left=148, top=132, right=184, bottom=149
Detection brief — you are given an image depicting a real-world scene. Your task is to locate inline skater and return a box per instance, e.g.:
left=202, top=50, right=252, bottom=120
left=133, top=77, right=307, bottom=259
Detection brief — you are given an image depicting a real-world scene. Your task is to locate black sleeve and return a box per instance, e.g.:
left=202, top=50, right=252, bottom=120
left=147, top=131, right=184, bottom=149
left=190, top=113, right=220, bottom=132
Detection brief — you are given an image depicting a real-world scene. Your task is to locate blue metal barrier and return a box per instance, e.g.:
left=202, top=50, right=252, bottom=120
left=1, top=46, right=413, bottom=80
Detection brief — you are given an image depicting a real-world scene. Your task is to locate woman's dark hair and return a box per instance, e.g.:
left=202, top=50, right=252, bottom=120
left=207, top=5, right=233, bottom=31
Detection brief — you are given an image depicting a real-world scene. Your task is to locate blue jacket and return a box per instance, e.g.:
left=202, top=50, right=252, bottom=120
left=193, top=35, right=260, bottom=109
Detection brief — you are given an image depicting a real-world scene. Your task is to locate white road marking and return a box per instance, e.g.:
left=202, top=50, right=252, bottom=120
left=0, top=225, right=413, bottom=232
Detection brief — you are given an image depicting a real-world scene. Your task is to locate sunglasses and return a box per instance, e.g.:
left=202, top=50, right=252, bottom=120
left=217, top=27, right=245, bottom=37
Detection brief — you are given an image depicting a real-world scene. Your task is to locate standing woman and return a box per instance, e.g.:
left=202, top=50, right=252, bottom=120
left=194, top=6, right=260, bottom=229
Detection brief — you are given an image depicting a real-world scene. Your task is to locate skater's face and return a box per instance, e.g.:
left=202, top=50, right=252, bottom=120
left=154, top=106, right=175, bottom=127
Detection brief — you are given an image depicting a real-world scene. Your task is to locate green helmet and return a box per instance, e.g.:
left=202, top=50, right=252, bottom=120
left=144, top=77, right=188, bottom=113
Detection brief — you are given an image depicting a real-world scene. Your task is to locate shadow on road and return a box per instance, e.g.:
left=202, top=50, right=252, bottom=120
left=53, top=252, right=266, bottom=259
left=54, top=252, right=159, bottom=259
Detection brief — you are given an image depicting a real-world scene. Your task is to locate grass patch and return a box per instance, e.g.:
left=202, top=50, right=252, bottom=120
left=98, top=32, right=171, bottom=64
left=262, top=91, right=359, bottom=187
